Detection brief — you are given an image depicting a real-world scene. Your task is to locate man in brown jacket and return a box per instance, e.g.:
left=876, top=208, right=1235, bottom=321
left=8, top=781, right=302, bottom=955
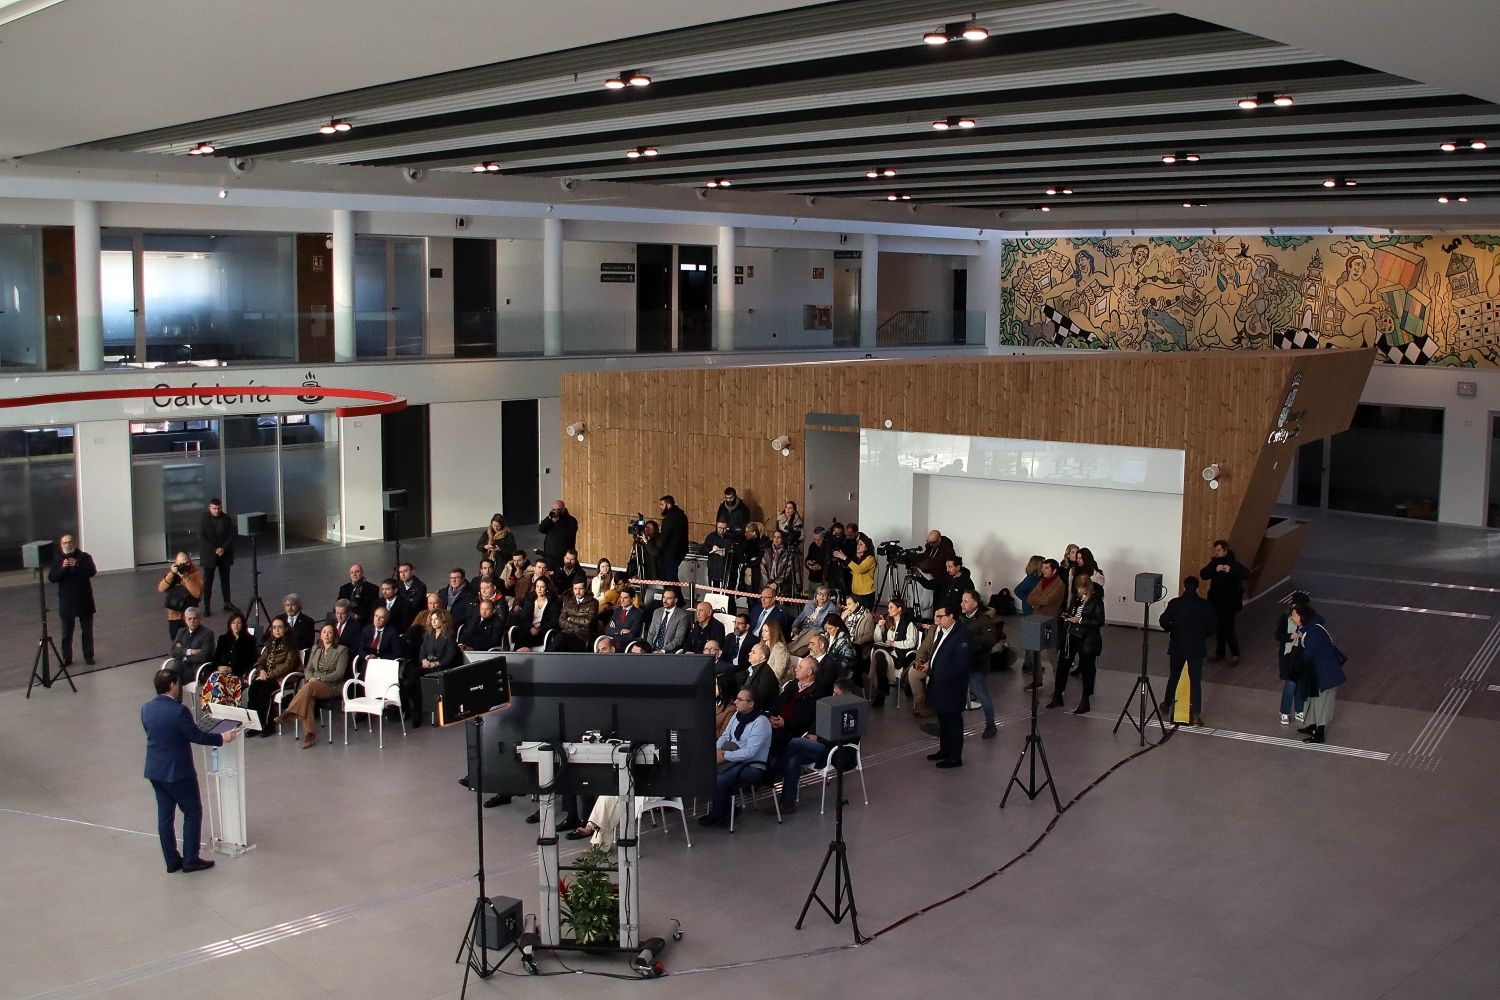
left=557, top=579, right=599, bottom=651
left=1024, top=559, right=1066, bottom=691
left=904, top=623, right=941, bottom=717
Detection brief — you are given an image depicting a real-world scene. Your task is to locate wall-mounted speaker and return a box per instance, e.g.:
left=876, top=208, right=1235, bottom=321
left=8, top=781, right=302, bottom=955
left=383, top=489, right=409, bottom=513
left=21, top=539, right=55, bottom=569
left=237, top=512, right=268, bottom=537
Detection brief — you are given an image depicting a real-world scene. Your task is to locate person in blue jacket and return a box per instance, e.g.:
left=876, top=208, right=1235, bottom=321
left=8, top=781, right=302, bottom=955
left=141, top=667, right=236, bottom=873
left=1291, top=601, right=1346, bottom=744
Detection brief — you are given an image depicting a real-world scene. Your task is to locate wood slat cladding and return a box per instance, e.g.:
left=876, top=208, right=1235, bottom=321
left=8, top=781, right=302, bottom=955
left=562, top=350, right=1375, bottom=588
left=40, top=227, right=78, bottom=371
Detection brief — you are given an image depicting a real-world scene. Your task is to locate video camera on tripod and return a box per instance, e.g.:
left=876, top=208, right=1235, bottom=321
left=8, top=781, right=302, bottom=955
left=626, top=513, right=648, bottom=536
left=876, top=539, right=922, bottom=568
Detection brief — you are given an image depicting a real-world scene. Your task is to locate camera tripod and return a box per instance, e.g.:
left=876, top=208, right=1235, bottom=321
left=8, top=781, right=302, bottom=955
left=1000, top=654, right=1060, bottom=812
left=876, top=559, right=924, bottom=613
left=456, top=716, right=500, bottom=997
left=796, top=745, right=866, bottom=943
left=27, top=566, right=75, bottom=698
left=242, top=534, right=274, bottom=634
left=1113, top=595, right=1169, bottom=747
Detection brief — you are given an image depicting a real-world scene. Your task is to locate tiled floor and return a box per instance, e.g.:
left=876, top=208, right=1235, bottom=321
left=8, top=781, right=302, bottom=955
left=2, top=509, right=1498, bottom=999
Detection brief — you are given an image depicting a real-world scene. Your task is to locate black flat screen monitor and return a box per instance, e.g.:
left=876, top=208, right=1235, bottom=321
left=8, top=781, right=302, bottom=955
left=437, top=657, right=509, bottom=727
left=466, top=652, right=717, bottom=799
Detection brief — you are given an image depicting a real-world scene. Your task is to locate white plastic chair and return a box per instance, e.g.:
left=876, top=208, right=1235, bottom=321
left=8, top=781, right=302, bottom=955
left=818, top=742, right=868, bottom=814
left=592, top=635, right=614, bottom=652
left=704, top=592, right=730, bottom=615
left=342, top=658, right=405, bottom=748
left=635, top=796, right=690, bottom=849
left=728, top=767, right=780, bottom=831
left=713, top=612, right=737, bottom=634
left=274, top=671, right=304, bottom=735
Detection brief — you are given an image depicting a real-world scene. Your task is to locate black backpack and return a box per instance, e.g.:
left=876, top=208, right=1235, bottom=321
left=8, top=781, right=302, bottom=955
left=989, top=588, right=1018, bottom=616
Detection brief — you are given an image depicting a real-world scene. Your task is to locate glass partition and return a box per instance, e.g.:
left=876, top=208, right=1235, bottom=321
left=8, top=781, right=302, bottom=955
left=1329, top=404, right=1443, bottom=520
left=0, top=427, right=78, bottom=574
left=0, top=228, right=43, bottom=370
left=129, top=419, right=219, bottom=564
left=281, top=413, right=340, bottom=550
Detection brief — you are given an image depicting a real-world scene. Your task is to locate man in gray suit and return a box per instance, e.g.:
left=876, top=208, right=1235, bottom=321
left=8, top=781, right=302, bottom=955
left=645, top=586, right=690, bottom=654
left=169, top=607, right=216, bottom=688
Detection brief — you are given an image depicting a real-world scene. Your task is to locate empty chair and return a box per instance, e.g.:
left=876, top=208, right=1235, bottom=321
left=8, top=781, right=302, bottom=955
left=818, top=742, right=868, bottom=814
left=635, top=796, right=691, bottom=849
left=342, top=658, right=405, bottom=749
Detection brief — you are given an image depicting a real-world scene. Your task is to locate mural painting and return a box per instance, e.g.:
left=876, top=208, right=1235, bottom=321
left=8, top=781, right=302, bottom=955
left=1000, top=234, right=1500, bottom=367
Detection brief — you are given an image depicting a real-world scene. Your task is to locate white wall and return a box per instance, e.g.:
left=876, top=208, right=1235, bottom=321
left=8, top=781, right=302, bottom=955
left=878, top=252, right=958, bottom=332
left=426, top=236, right=454, bottom=356
left=859, top=428, right=1184, bottom=624
left=428, top=401, right=503, bottom=533
left=495, top=237, right=637, bottom=354
left=734, top=246, right=837, bottom=348
left=339, top=414, right=383, bottom=543
left=75, top=419, right=134, bottom=571
left=538, top=396, right=561, bottom=517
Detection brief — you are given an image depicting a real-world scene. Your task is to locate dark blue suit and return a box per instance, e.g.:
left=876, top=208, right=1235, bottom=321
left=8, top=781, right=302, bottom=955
left=748, top=603, right=790, bottom=639
left=141, top=693, right=223, bottom=870
left=926, top=625, right=972, bottom=763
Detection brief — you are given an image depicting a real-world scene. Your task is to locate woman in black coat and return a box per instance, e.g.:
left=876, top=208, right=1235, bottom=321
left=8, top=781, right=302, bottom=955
left=213, top=611, right=258, bottom=679
left=1048, top=576, right=1105, bottom=714
left=1275, top=591, right=1308, bottom=725
left=509, top=577, right=561, bottom=650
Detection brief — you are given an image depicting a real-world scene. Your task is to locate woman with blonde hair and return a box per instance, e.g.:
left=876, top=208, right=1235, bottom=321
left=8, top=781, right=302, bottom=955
left=761, top=619, right=790, bottom=682
left=278, top=623, right=350, bottom=749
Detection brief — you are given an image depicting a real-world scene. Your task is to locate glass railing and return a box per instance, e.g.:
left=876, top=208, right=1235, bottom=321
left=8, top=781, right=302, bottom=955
left=1, top=308, right=990, bottom=373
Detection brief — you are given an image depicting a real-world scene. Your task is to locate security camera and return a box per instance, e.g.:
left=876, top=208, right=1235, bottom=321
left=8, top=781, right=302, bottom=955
left=227, top=157, right=254, bottom=176
left=401, top=167, right=426, bottom=184
left=559, top=177, right=577, bottom=192
left=696, top=188, right=709, bottom=200
left=455, top=217, right=468, bottom=231
left=806, top=196, right=818, bottom=206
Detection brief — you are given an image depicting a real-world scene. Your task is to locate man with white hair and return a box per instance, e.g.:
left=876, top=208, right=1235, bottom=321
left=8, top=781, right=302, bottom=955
left=169, top=607, right=215, bottom=689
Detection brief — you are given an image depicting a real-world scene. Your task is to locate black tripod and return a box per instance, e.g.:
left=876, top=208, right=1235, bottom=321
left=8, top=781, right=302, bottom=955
left=796, top=746, right=865, bottom=943
left=1001, top=661, right=1060, bottom=812
left=242, top=534, right=273, bottom=634
left=456, top=716, right=502, bottom=996
left=876, top=560, right=924, bottom=611
left=27, top=567, right=74, bottom=698
left=1113, top=594, right=1169, bottom=746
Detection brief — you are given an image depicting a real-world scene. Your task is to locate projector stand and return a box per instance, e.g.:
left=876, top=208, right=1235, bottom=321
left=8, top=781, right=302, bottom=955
left=1113, top=598, right=1169, bottom=747
left=1001, top=665, right=1060, bottom=812
left=796, top=748, right=866, bottom=943
left=27, top=567, right=74, bottom=698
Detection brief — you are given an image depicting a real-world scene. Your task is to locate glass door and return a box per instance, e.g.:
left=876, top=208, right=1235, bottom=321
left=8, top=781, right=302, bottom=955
left=129, top=419, right=221, bottom=564
left=223, top=414, right=282, bottom=550
left=355, top=236, right=427, bottom=358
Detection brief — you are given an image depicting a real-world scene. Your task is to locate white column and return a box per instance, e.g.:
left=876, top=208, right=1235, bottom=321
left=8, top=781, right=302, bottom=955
left=332, top=210, right=356, bottom=362
left=715, top=225, right=736, bottom=352
left=974, top=236, right=1004, bottom=352
left=542, top=217, right=564, bottom=356
left=859, top=233, right=879, bottom=348
left=73, top=201, right=103, bottom=371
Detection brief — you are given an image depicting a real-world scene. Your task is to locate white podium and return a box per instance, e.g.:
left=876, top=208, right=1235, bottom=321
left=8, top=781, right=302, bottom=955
left=200, top=704, right=259, bottom=857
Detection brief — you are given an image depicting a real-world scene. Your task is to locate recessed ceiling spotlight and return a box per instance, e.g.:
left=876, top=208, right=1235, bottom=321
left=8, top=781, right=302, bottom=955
left=319, top=119, right=352, bottom=134
left=924, top=17, right=988, bottom=44
left=1238, top=92, right=1293, bottom=110
left=1438, top=194, right=1471, bottom=203
left=626, top=146, right=658, bottom=158
left=865, top=168, right=897, bottom=178
left=1062, top=187, right=1074, bottom=195
left=1322, top=178, right=1337, bottom=188
left=1440, top=141, right=1459, bottom=152
left=605, top=70, right=651, bottom=90
left=187, top=141, right=216, bottom=155
left=1471, top=140, right=1489, bottom=150
left=932, top=115, right=976, bottom=130
left=629, top=71, right=651, bottom=87
left=705, top=178, right=732, bottom=188
left=1039, top=205, right=1051, bottom=212
left=961, top=19, right=988, bottom=41
left=1162, top=152, right=1200, bottom=164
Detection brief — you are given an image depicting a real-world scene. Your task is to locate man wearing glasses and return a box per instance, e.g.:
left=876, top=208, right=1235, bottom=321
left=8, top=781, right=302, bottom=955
left=925, top=605, right=972, bottom=769
left=699, top=688, right=771, bottom=827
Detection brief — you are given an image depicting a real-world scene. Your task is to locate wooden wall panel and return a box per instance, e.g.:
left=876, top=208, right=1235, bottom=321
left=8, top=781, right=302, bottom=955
left=40, top=227, right=77, bottom=371
left=562, top=349, right=1376, bottom=589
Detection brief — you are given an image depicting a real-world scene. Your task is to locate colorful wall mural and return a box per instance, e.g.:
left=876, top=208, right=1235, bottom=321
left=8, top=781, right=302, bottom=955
left=1000, top=234, right=1500, bottom=367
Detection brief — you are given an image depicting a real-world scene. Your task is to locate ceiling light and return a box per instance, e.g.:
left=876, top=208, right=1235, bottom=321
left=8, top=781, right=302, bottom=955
left=471, top=162, right=501, bottom=173
left=1161, top=154, right=1177, bottom=164
left=1163, top=152, right=1199, bottom=164
left=1039, top=205, right=1051, bottom=212
left=1460, top=195, right=1470, bottom=202
left=1237, top=96, right=1259, bottom=110
left=1238, top=92, right=1293, bottom=110
left=1045, top=187, right=1057, bottom=195
left=1322, top=178, right=1336, bottom=188
left=605, top=70, right=650, bottom=90
left=923, top=29, right=948, bottom=44
left=604, top=77, right=626, bottom=90
left=1183, top=201, right=1194, bottom=207
left=1440, top=141, right=1459, bottom=152
left=626, top=146, right=657, bottom=158
left=187, top=141, right=215, bottom=155
left=1062, top=187, right=1074, bottom=195
left=956, top=117, right=976, bottom=128
left=932, top=115, right=975, bottom=130
left=961, top=19, right=988, bottom=41
left=886, top=192, right=911, bottom=201
left=924, top=18, right=988, bottom=44
left=318, top=118, right=352, bottom=135
left=1439, top=194, right=1471, bottom=204
left=1273, top=94, right=1294, bottom=107
left=1185, top=153, right=1201, bottom=162
left=706, top=178, right=731, bottom=188
left=1471, top=140, right=1489, bottom=150
left=628, top=71, right=651, bottom=87
left=932, top=119, right=950, bottom=130
left=1346, top=179, right=1357, bottom=186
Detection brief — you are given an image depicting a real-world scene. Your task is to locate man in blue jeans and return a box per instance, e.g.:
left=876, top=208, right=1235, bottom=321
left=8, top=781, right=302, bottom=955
left=959, top=590, right=1000, bottom=738
left=699, top=688, right=771, bottom=827
left=773, top=676, right=852, bottom=813
left=141, top=667, right=236, bottom=873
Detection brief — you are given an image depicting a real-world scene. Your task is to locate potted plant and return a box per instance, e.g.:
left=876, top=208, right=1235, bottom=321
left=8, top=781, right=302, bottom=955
left=559, top=844, right=618, bottom=945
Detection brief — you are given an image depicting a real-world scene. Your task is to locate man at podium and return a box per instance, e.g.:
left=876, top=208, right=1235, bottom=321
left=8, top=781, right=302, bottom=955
left=141, top=667, right=237, bottom=873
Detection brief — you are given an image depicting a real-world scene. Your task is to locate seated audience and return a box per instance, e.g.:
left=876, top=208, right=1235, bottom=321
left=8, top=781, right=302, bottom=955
left=870, top=598, right=919, bottom=707
left=509, top=577, right=560, bottom=651
left=552, top=549, right=587, bottom=597
left=329, top=599, right=361, bottom=654
left=279, top=594, right=316, bottom=652
left=475, top=558, right=498, bottom=591
left=787, top=586, right=835, bottom=657
left=771, top=676, right=854, bottom=815
left=821, top=613, right=859, bottom=692
left=698, top=687, right=772, bottom=828
left=683, top=601, right=725, bottom=654
left=591, top=558, right=620, bottom=610
left=276, top=623, right=349, bottom=749
left=402, top=592, right=444, bottom=664
left=760, top=620, right=791, bottom=683
left=644, top=586, right=690, bottom=654
left=406, top=609, right=461, bottom=727
left=440, top=568, right=477, bottom=622
left=169, top=607, right=215, bottom=687
left=743, top=641, right=781, bottom=714
left=246, top=617, right=302, bottom=736
left=555, top=580, right=599, bottom=651
left=357, top=605, right=400, bottom=674
left=200, top=662, right=244, bottom=711
left=460, top=599, right=507, bottom=651
left=904, top=625, right=942, bottom=718
left=378, top=579, right=413, bottom=634
left=806, top=633, right=834, bottom=695
left=602, top=586, right=644, bottom=650
left=212, top=610, right=257, bottom=680
left=722, top=612, right=753, bottom=671
left=748, top=586, right=790, bottom=636
left=337, top=564, right=377, bottom=625
left=396, top=562, right=427, bottom=609
left=500, top=551, right=531, bottom=606
left=767, top=657, right=819, bottom=761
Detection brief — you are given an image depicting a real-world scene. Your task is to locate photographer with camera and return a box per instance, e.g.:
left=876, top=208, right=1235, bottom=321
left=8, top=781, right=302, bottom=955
left=833, top=535, right=878, bottom=609
left=537, top=500, right=578, bottom=568
left=657, top=495, right=689, bottom=583
left=915, top=529, right=955, bottom=588
left=715, top=486, right=750, bottom=535
left=625, top=515, right=662, bottom=580
left=803, top=525, right=831, bottom=593
left=703, top=518, right=735, bottom=588
left=156, top=551, right=204, bottom=643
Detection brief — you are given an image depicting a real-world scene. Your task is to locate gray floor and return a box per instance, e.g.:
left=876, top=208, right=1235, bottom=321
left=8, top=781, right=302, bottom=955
left=2, top=510, right=1498, bottom=999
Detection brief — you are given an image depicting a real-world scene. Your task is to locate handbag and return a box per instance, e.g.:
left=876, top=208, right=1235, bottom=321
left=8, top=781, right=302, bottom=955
left=163, top=582, right=192, bottom=612
left=1316, top=624, right=1349, bottom=665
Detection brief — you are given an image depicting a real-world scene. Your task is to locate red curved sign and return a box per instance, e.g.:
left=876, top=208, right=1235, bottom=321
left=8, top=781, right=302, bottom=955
left=0, top=386, right=407, bottom=419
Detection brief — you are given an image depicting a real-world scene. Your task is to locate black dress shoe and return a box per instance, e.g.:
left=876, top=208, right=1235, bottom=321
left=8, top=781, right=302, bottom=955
left=557, top=816, right=582, bottom=832
left=981, top=725, right=997, bottom=739
left=166, top=860, right=183, bottom=874
left=1045, top=696, right=1064, bottom=709
left=564, top=825, right=594, bottom=840
left=925, top=751, right=947, bottom=761
left=84, top=656, right=96, bottom=666
left=526, top=811, right=540, bottom=824
left=1073, top=701, right=1090, bottom=714
left=458, top=776, right=471, bottom=789
left=936, top=759, right=963, bottom=769
left=1297, top=724, right=1316, bottom=735
left=181, top=859, right=216, bottom=873
left=483, top=794, right=511, bottom=808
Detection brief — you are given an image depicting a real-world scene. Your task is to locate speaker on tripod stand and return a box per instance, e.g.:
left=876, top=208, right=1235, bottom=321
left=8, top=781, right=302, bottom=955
left=1113, top=572, right=1170, bottom=746
left=236, top=513, right=273, bottom=633
left=384, top=490, right=408, bottom=577
left=1001, top=613, right=1061, bottom=812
